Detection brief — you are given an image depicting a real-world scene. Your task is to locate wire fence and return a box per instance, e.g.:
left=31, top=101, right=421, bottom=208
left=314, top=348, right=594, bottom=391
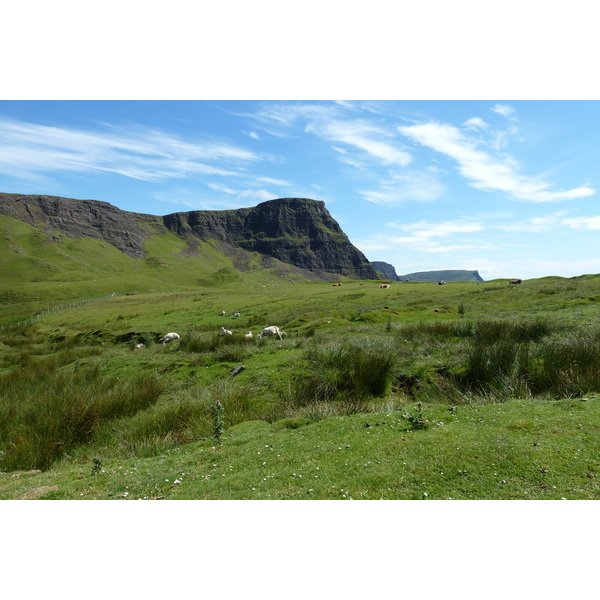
left=0, top=293, right=125, bottom=331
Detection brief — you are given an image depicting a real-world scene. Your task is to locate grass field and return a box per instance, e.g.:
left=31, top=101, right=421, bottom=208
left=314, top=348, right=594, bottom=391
left=2, top=274, right=600, bottom=499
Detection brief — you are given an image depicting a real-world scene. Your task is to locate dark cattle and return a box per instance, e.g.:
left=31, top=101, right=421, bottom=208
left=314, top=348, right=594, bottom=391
left=509, top=279, right=522, bottom=285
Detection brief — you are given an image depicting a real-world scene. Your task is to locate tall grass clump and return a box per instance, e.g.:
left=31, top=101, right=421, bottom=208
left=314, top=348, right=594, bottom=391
left=0, top=368, right=164, bottom=471
left=449, top=322, right=600, bottom=401
left=290, top=337, right=397, bottom=412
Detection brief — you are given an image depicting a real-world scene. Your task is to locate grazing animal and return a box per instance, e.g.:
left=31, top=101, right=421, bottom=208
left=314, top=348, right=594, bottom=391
left=332, top=282, right=342, bottom=287
left=438, top=280, right=446, bottom=285
left=160, top=332, right=181, bottom=345
left=220, top=310, right=226, bottom=316
left=258, top=325, right=284, bottom=340
left=244, top=331, right=253, bottom=339
left=509, top=279, right=523, bottom=285
left=135, top=343, right=145, bottom=349
left=379, top=284, right=391, bottom=289
left=233, top=312, right=241, bottom=318
left=220, top=327, right=233, bottom=336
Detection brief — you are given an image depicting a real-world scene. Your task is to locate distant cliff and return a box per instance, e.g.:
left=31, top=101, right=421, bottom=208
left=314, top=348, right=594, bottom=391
left=371, top=261, right=400, bottom=280
left=0, top=193, right=379, bottom=280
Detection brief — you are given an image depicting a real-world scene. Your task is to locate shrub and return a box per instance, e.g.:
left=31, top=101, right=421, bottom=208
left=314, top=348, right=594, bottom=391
left=291, top=339, right=397, bottom=410
left=0, top=369, right=164, bottom=471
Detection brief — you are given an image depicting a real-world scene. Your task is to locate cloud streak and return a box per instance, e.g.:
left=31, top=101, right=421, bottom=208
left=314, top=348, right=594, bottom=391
left=398, top=121, right=594, bottom=202
left=0, top=118, right=261, bottom=182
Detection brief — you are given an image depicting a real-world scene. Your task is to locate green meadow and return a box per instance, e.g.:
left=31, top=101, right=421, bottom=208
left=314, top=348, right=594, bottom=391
left=2, top=269, right=600, bottom=499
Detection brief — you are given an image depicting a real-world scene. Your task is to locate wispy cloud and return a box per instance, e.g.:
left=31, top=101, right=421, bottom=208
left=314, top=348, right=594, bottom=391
left=256, top=176, right=293, bottom=186
left=491, top=104, right=518, bottom=119
left=398, top=121, right=594, bottom=202
left=0, top=118, right=260, bottom=182
left=359, top=170, right=446, bottom=205
left=248, top=102, right=412, bottom=168
left=358, top=218, right=486, bottom=254
left=305, top=118, right=412, bottom=167
left=463, top=117, right=488, bottom=131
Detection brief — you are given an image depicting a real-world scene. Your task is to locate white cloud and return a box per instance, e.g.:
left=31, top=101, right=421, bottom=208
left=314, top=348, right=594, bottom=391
left=561, top=215, right=600, bottom=230
left=463, top=117, right=488, bottom=130
left=306, top=118, right=412, bottom=167
left=398, top=121, right=594, bottom=202
left=206, top=182, right=237, bottom=194
left=491, top=104, right=517, bottom=119
left=358, top=218, right=486, bottom=254
left=256, top=176, right=293, bottom=186
left=0, top=118, right=260, bottom=182
left=359, top=171, right=446, bottom=205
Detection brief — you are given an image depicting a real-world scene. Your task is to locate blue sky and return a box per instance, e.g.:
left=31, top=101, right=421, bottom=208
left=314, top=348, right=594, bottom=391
left=1, top=100, right=599, bottom=280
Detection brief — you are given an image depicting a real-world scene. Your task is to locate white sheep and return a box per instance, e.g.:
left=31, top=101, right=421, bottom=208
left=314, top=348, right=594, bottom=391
left=258, top=325, right=285, bottom=340
left=134, top=343, right=145, bottom=349
left=160, top=332, right=181, bottom=345
left=244, top=331, right=253, bottom=339
left=220, top=327, right=233, bottom=336
left=233, top=312, right=241, bottom=318
left=220, top=310, right=226, bottom=316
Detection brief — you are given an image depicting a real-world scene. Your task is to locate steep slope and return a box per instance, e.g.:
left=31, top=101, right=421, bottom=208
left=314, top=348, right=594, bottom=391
left=371, top=261, right=400, bottom=280
left=164, top=198, right=377, bottom=279
left=0, top=193, right=378, bottom=280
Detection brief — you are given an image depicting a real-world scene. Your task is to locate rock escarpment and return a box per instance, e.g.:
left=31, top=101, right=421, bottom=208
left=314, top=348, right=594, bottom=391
left=371, top=261, right=400, bottom=280
left=0, top=193, right=379, bottom=280
left=164, top=198, right=377, bottom=279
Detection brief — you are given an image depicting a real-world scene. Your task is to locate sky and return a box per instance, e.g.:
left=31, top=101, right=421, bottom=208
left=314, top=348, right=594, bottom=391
left=1, top=99, right=599, bottom=280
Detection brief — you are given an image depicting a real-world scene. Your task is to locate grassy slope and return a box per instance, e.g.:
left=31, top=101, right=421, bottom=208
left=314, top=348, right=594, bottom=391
left=2, top=271, right=600, bottom=499
left=0, top=215, right=309, bottom=325
left=1, top=398, right=598, bottom=500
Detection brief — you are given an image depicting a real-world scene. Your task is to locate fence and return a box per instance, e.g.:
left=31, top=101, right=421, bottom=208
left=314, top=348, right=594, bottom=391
left=0, top=293, right=125, bottom=330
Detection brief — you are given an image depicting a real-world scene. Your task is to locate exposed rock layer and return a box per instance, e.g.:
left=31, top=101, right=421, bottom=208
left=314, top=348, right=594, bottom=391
left=0, top=193, right=379, bottom=279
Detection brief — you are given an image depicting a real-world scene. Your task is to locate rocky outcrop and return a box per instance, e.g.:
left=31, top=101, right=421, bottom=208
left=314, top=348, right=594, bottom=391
left=164, top=198, right=378, bottom=279
left=371, top=261, right=400, bottom=280
left=0, top=193, right=379, bottom=280
left=0, top=193, right=160, bottom=258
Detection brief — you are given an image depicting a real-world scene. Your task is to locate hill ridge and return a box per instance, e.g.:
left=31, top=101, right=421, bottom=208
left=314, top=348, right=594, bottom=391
left=0, top=193, right=378, bottom=280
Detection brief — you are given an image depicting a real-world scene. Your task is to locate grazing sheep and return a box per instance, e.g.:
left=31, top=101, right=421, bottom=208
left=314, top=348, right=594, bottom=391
left=220, top=327, right=233, bottom=336
left=135, top=343, right=145, bottom=349
left=233, top=312, right=241, bottom=318
left=379, top=284, right=391, bottom=289
left=220, top=311, right=226, bottom=316
left=160, top=332, right=181, bottom=345
left=438, top=280, right=446, bottom=285
left=244, top=331, right=253, bottom=339
left=258, top=325, right=284, bottom=340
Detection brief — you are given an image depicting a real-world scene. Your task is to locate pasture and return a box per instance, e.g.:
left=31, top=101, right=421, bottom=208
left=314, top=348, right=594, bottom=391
left=1, top=275, right=600, bottom=499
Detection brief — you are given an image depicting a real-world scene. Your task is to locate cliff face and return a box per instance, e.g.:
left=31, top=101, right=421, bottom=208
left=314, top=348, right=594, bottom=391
left=164, top=198, right=378, bottom=279
left=371, top=261, right=399, bottom=280
left=0, top=193, right=161, bottom=258
left=0, top=193, right=379, bottom=280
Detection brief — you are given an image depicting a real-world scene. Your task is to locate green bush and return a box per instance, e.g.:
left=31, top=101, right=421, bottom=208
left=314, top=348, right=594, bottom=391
left=0, top=368, right=164, bottom=471
left=291, top=338, right=397, bottom=410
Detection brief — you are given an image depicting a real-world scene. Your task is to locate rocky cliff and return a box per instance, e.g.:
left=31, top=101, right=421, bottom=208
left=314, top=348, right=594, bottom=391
left=0, top=193, right=379, bottom=280
left=371, top=261, right=400, bottom=280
